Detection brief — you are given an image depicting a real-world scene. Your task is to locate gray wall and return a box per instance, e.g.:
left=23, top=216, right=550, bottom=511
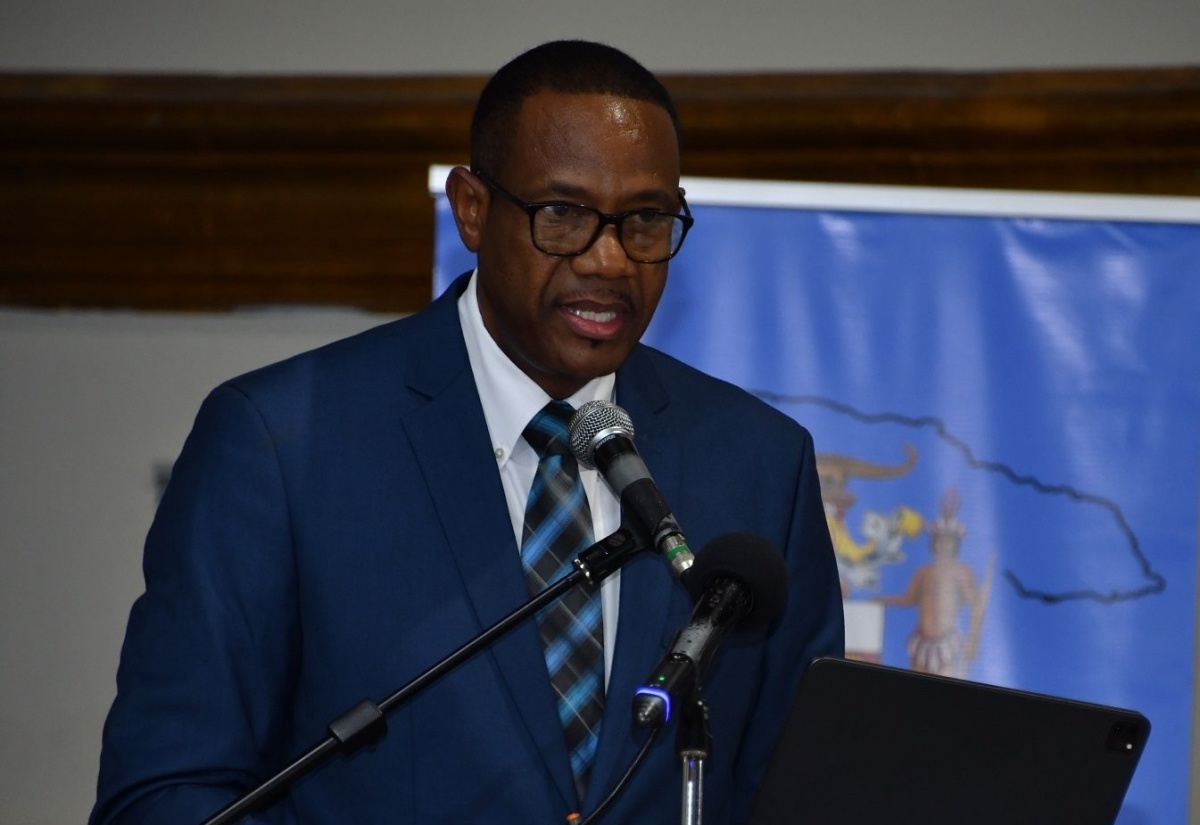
left=2, top=0, right=1199, bottom=74
left=0, top=309, right=390, bottom=825
left=1, top=3, right=1197, bottom=824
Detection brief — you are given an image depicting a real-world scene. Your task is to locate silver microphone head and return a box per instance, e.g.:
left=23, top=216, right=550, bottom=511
left=568, top=400, right=635, bottom=469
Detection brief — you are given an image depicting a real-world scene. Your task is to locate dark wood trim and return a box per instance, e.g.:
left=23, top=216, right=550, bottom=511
left=2, top=68, right=1198, bottom=313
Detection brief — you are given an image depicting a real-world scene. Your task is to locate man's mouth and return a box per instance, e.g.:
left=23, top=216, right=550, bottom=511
left=566, top=307, right=619, bottom=324
left=559, top=300, right=629, bottom=339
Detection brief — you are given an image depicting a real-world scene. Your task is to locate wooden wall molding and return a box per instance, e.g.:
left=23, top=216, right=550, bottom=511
left=1, top=68, right=1198, bottom=313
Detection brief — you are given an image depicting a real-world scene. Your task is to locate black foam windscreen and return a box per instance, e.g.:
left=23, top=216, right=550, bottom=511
left=685, top=532, right=789, bottom=633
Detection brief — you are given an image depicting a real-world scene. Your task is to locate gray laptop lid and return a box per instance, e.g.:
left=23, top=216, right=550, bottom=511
left=745, top=657, right=1149, bottom=825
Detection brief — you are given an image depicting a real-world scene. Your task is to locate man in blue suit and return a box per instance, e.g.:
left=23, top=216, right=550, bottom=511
left=91, top=40, right=843, bottom=825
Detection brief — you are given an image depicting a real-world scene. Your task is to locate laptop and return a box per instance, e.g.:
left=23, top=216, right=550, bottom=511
left=745, top=657, right=1149, bottom=825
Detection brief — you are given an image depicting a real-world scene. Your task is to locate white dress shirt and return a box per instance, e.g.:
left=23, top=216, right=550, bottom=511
left=457, top=271, right=622, bottom=686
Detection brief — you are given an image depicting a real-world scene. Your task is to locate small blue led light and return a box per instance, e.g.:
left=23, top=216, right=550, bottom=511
left=635, top=686, right=673, bottom=722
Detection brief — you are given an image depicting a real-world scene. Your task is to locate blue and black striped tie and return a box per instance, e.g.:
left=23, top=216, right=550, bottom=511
left=521, top=401, right=604, bottom=803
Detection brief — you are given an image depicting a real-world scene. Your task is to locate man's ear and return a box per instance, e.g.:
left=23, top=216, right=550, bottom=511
left=445, top=166, right=489, bottom=253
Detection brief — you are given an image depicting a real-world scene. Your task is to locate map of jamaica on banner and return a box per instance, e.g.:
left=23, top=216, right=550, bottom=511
left=429, top=167, right=1200, bottom=825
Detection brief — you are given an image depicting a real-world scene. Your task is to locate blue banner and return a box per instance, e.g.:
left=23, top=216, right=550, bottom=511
left=432, top=169, right=1200, bottom=825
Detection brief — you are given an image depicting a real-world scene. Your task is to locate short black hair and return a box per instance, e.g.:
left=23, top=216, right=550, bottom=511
left=470, top=40, right=681, bottom=176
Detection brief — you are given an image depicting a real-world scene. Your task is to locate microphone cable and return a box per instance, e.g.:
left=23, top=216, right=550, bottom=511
left=576, top=725, right=662, bottom=825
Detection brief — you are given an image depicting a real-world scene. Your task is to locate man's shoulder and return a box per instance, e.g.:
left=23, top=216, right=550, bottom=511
left=643, top=345, right=801, bottom=412
left=223, top=292, right=460, bottom=401
left=632, top=345, right=810, bottom=438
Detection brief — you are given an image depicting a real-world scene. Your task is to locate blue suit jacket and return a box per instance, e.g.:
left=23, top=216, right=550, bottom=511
left=92, top=275, right=844, bottom=825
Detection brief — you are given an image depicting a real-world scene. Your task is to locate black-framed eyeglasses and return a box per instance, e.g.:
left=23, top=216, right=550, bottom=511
left=472, top=168, right=694, bottom=264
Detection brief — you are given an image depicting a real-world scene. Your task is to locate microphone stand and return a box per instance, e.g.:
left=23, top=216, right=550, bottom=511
left=676, top=692, right=712, bottom=825
left=198, top=527, right=647, bottom=825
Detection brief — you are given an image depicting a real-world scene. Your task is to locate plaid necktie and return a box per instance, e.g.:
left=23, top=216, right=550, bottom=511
left=521, top=401, right=604, bottom=802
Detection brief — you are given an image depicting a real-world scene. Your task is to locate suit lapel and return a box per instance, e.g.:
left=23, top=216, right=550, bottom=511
left=586, top=347, right=691, bottom=808
left=398, top=280, right=577, bottom=810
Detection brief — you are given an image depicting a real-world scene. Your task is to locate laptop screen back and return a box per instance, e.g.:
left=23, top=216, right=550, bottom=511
left=745, top=657, right=1148, bottom=825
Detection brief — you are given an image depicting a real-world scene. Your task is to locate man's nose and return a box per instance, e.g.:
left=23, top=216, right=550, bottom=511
left=572, top=224, right=634, bottom=279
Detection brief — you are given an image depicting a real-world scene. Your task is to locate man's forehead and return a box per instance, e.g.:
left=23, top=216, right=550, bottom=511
left=514, top=89, right=676, bottom=139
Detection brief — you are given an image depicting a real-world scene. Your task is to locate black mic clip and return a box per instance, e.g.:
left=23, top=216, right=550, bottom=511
left=575, top=525, right=650, bottom=585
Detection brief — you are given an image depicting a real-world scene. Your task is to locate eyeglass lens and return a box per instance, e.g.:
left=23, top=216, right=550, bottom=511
left=532, top=205, right=685, bottom=262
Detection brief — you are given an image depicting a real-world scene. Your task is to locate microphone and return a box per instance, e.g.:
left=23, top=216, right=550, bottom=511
left=632, top=533, right=788, bottom=729
left=568, top=400, right=695, bottom=579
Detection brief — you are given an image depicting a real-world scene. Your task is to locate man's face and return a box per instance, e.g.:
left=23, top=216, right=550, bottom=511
left=451, top=90, right=682, bottom=399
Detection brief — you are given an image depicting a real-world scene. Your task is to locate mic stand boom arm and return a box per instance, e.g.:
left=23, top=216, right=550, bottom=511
left=199, top=527, right=647, bottom=825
